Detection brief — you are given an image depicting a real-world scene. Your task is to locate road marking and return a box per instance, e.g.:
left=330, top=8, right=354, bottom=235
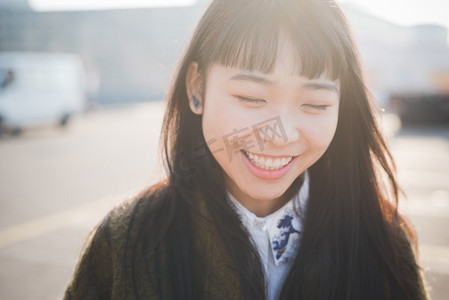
left=0, top=192, right=138, bottom=248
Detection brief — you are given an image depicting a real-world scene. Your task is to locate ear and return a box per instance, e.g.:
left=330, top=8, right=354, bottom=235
left=186, top=62, right=203, bottom=115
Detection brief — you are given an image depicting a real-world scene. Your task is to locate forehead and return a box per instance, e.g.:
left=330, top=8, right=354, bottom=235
left=206, top=31, right=339, bottom=84
left=272, top=36, right=303, bottom=76
left=207, top=36, right=338, bottom=87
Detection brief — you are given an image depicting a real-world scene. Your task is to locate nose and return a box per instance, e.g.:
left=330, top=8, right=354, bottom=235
left=253, top=111, right=300, bottom=149
left=279, top=111, right=301, bottom=145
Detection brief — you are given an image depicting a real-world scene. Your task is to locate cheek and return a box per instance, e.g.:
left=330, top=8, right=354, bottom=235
left=202, top=102, right=263, bottom=154
left=304, top=113, right=339, bottom=151
left=202, top=107, right=247, bottom=146
left=201, top=105, right=248, bottom=165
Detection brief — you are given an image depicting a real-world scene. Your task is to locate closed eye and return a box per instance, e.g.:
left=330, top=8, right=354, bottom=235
left=237, top=96, right=266, bottom=105
left=301, top=104, right=329, bottom=112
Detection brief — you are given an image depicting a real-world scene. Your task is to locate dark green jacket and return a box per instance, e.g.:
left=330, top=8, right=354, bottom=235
left=64, top=188, right=429, bottom=300
left=64, top=188, right=248, bottom=300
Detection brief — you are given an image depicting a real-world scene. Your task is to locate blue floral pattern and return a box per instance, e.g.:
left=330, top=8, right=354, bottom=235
left=227, top=171, right=309, bottom=266
left=271, top=209, right=302, bottom=264
left=272, top=215, right=299, bottom=259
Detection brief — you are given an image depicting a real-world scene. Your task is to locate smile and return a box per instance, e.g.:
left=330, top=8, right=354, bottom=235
left=242, top=150, right=293, bottom=170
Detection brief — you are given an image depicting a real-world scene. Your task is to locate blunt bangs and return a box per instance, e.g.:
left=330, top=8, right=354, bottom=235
left=195, top=0, right=349, bottom=81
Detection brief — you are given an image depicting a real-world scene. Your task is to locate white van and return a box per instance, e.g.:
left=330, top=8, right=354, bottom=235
left=0, top=52, right=87, bottom=134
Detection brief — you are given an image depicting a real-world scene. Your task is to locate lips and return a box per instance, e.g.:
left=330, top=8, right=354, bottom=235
left=242, top=150, right=293, bottom=170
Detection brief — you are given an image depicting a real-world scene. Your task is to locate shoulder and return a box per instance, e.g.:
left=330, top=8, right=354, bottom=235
left=393, top=212, right=430, bottom=299
left=64, top=180, right=171, bottom=299
left=101, top=180, right=170, bottom=251
left=395, top=212, right=418, bottom=255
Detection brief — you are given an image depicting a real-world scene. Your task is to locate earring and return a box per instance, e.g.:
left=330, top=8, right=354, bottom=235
left=193, top=95, right=201, bottom=110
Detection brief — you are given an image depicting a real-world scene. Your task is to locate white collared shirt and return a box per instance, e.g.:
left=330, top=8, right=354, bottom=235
left=227, top=172, right=309, bottom=300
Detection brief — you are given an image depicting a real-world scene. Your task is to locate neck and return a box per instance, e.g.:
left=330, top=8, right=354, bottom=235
left=226, top=175, right=304, bottom=217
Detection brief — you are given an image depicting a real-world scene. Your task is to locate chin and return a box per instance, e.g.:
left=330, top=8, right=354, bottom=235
left=242, top=184, right=288, bottom=201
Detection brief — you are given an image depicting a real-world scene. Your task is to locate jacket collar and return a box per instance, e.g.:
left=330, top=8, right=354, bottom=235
left=227, top=171, right=309, bottom=265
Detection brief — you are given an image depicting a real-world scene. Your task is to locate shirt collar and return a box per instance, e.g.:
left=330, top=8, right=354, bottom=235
left=227, top=171, right=309, bottom=265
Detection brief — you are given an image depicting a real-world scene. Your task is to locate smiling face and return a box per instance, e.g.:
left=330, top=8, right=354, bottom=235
left=187, top=43, right=340, bottom=217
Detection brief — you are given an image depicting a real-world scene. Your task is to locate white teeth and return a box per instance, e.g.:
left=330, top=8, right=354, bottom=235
left=273, top=159, right=282, bottom=168
left=243, top=150, right=293, bottom=170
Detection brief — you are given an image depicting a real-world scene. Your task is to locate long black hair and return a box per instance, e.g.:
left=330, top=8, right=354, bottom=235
left=129, top=0, right=425, bottom=299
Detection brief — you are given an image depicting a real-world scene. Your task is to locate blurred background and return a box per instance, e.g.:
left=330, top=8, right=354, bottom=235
left=0, top=0, right=448, bottom=299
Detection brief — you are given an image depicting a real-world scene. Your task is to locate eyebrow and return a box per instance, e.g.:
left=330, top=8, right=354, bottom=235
left=302, top=82, right=339, bottom=93
left=229, top=73, right=274, bottom=86
left=229, top=73, right=339, bottom=93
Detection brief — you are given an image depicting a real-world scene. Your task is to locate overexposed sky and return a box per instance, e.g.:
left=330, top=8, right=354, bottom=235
left=339, top=0, right=449, bottom=29
left=29, top=0, right=449, bottom=31
left=29, top=0, right=198, bottom=11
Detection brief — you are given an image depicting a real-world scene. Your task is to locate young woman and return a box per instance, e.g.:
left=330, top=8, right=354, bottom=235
left=64, top=0, right=428, bottom=299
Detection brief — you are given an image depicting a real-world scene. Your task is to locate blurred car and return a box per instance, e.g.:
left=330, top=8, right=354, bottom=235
left=0, top=52, right=87, bottom=135
left=389, top=93, right=449, bottom=124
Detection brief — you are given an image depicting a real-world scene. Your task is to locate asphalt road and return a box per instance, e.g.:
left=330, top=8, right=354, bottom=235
left=0, top=102, right=448, bottom=300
